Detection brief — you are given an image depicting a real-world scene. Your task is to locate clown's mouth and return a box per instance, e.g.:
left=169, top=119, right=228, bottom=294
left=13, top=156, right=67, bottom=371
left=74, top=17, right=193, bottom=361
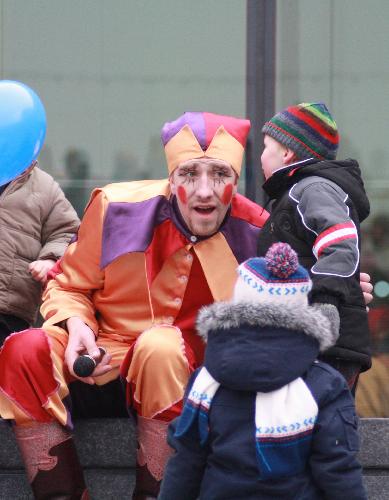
left=194, top=206, right=215, bottom=215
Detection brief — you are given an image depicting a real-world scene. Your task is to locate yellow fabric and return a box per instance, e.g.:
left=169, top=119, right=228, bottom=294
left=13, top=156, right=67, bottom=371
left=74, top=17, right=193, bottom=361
left=164, top=125, right=204, bottom=174
left=149, top=245, right=193, bottom=324
left=126, top=325, right=190, bottom=418
left=88, top=178, right=171, bottom=205
left=205, top=126, right=245, bottom=175
left=193, top=233, right=238, bottom=301
left=0, top=393, right=33, bottom=424
left=41, top=189, right=107, bottom=335
left=164, top=124, right=244, bottom=174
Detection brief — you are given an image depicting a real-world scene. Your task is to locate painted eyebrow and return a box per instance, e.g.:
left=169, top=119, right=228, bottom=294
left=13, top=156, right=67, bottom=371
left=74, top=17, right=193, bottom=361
left=211, top=165, right=233, bottom=174
left=177, top=165, right=198, bottom=173
left=178, top=161, right=232, bottom=170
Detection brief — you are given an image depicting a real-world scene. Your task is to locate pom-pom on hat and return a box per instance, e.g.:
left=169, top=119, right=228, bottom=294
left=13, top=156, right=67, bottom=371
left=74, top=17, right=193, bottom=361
left=233, top=242, right=312, bottom=306
left=262, top=102, right=339, bottom=160
left=161, top=111, right=251, bottom=175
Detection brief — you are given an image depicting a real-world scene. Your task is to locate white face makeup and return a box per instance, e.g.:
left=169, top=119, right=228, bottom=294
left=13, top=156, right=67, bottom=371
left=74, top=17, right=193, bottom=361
left=170, top=157, right=238, bottom=236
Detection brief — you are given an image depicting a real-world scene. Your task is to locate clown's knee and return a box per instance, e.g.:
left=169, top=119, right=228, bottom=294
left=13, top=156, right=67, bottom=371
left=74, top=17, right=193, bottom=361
left=134, top=325, right=186, bottom=367
left=127, top=326, right=190, bottom=418
left=0, top=328, right=50, bottom=370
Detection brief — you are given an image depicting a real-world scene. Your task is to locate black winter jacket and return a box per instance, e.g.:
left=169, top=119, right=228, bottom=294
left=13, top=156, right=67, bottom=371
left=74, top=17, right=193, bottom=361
left=257, top=158, right=371, bottom=369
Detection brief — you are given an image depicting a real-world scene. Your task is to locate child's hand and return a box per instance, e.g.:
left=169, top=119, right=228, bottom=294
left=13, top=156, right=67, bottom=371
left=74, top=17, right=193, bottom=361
left=29, top=259, right=56, bottom=284
left=360, top=272, right=373, bottom=311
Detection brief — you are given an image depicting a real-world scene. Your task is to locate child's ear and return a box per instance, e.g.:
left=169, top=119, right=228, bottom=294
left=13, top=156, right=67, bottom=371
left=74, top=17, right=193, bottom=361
left=283, top=147, right=296, bottom=165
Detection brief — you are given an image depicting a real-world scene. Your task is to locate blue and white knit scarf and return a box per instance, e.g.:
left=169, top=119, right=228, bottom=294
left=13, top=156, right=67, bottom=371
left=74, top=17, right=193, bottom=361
left=175, top=367, right=318, bottom=479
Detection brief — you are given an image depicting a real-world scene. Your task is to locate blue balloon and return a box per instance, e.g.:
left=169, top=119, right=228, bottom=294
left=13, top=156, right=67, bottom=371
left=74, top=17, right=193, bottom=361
left=0, top=80, right=46, bottom=186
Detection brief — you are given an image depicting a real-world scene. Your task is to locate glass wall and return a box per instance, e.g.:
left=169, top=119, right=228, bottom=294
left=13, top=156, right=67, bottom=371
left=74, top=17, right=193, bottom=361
left=276, top=0, right=389, bottom=416
left=0, top=0, right=246, bottom=215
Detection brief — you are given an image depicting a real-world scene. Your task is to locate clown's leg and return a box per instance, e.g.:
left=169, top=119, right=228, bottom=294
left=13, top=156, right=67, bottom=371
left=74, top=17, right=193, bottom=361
left=14, top=421, right=88, bottom=500
left=0, top=328, right=89, bottom=500
left=121, top=325, right=195, bottom=500
left=133, top=417, right=171, bottom=500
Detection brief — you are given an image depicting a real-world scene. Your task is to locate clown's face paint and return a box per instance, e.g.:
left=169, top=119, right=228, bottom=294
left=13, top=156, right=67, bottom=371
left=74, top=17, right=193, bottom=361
left=170, top=157, right=238, bottom=237
left=177, top=185, right=187, bottom=204
left=221, top=184, right=234, bottom=206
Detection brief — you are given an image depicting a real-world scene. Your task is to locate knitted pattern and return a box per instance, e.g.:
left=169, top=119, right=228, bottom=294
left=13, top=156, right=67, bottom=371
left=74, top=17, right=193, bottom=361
left=233, top=243, right=312, bottom=305
left=262, top=102, right=339, bottom=160
left=265, top=242, right=299, bottom=278
left=176, top=367, right=318, bottom=480
left=254, top=378, right=318, bottom=479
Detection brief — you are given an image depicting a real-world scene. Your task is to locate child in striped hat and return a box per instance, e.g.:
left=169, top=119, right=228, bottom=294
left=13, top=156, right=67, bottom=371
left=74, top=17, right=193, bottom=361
left=257, top=102, right=371, bottom=390
left=159, top=243, right=366, bottom=500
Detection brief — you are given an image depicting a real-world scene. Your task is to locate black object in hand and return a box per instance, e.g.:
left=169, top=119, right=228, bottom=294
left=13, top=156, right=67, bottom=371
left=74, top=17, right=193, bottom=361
left=73, top=347, right=106, bottom=377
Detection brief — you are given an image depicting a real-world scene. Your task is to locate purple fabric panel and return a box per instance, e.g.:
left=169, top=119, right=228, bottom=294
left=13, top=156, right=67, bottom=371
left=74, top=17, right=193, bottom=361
left=69, top=233, right=78, bottom=245
left=161, top=112, right=206, bottom=149
left=101, top=196, right=171, bottom=269
left=62, top=395, right=74, bottom=431
left=221, top=217, right=261, bottom=264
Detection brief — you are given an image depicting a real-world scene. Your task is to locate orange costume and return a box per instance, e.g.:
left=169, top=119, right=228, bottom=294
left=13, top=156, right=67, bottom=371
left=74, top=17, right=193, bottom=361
left=0, top=112, right=268, bottom=499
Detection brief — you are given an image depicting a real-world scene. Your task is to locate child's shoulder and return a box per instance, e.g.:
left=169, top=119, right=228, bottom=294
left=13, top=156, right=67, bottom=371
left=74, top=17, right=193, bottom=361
left=305, top=360, right=350, bottom=403
left=291, top=174, right=346, bottom=199
left=29, top=167, right=57, bottom=186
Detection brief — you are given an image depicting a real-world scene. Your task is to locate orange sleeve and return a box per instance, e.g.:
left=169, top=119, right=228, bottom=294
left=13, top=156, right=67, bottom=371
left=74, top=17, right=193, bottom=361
left=40, top=190, right=107, bottom=334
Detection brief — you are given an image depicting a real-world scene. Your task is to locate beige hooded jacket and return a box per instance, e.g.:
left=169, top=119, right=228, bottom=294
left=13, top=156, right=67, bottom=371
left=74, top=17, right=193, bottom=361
left=0, top=166, right=80, bottom=324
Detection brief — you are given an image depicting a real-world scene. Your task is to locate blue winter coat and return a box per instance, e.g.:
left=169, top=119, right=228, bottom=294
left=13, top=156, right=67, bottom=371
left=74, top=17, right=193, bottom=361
left=159, top=301, right=367, bottom=500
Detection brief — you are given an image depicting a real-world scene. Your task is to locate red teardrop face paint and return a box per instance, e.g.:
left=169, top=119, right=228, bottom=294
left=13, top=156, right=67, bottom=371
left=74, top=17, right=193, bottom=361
left=221, top=184, right=233, bottom=205
left=177, top=185, right=187, bottom=204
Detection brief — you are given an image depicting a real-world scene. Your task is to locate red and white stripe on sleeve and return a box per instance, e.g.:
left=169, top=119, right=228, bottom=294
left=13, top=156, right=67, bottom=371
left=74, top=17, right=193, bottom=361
left=313, top=221, right=357, bottom=259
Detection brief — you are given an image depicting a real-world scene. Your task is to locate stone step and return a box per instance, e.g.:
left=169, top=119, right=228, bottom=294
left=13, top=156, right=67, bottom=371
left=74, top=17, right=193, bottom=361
left=0, top=418, right=136, bottom=499
left=1, top=418, right=389, bottom=499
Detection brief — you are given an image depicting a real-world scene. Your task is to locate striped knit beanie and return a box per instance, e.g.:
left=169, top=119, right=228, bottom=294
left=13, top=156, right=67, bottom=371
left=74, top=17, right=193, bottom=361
left=262, top=102, right=339, bottom=160
left=233, top=242, right=312, bottom=306
left=161, top=111, right=251, bottom=175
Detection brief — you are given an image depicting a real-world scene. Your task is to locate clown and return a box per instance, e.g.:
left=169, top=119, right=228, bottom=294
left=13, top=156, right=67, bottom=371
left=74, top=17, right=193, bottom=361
left=0, top=112, right=268, bottom=499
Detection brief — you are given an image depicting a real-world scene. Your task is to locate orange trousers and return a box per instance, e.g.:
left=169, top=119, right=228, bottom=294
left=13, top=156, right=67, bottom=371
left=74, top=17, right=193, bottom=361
left=0, top=324, right=197, bottom=427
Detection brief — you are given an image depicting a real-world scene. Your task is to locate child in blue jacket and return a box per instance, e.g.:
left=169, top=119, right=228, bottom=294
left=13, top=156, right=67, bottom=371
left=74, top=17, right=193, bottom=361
left=159, top=243, right=367, bottom=500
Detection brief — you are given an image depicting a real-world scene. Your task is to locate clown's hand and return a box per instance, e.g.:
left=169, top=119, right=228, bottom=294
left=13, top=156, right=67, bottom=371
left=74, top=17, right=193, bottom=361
left=65, top=317, right=112, bottom=384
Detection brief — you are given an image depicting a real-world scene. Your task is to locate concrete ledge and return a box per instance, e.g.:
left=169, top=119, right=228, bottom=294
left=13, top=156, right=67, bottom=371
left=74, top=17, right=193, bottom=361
left=359, top=419, right=389, bottom=468
left=0, top=418, right=137, bottom=469
left=0, top=418, right=136, bottom=499
left=1, top=418, right=389, bottom=499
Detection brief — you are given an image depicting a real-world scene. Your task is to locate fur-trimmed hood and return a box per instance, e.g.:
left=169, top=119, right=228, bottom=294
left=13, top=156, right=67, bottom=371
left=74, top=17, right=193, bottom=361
left=196, top=301, right=339, bottom=392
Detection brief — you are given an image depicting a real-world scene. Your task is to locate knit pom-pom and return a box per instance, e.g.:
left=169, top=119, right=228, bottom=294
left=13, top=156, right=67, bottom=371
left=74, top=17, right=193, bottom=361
left=265, top=242, right=299, bottom=278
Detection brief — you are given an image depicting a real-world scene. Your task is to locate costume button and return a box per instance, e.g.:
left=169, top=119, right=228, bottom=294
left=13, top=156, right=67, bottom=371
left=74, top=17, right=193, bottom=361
left=166, top=316, right=174, bottom=324
left=179, top=275, right=188, bottom=283
left=174, top=297, right=182, bottom=306
left=190, top=235, right=197, bottom=243
left=186, top=254, right=193, bottom=262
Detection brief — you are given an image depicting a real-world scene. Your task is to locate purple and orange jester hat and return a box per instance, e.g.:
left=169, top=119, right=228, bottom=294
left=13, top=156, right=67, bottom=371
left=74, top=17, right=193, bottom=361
left=161, top=112, right=251, bottom=176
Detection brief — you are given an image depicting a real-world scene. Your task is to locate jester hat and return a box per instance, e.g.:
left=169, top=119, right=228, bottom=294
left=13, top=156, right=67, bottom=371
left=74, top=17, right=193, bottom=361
left=161, top=111, right=251, bottom=175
